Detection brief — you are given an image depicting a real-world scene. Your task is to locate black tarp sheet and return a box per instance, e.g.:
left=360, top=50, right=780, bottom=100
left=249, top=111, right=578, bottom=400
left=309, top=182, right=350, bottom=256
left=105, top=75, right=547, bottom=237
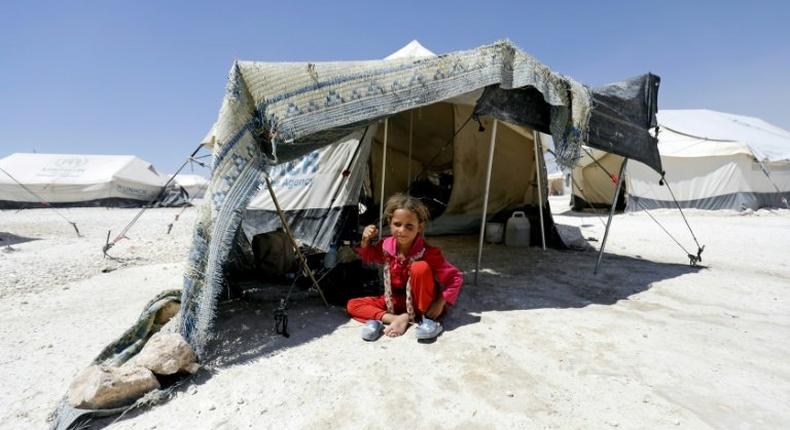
left=473, top=73, right=662, bottom=173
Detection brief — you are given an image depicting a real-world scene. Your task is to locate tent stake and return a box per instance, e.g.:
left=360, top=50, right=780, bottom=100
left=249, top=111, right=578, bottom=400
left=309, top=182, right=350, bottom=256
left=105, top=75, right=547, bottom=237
left=378, top=118, right=389, bottom=239
left=594, top=158, right=628, bottom=274
left=475, top=119, right=498, bottom=286
left=533, top=131, right=547, bottom=250
left=263, top=174, right=330, bottom=307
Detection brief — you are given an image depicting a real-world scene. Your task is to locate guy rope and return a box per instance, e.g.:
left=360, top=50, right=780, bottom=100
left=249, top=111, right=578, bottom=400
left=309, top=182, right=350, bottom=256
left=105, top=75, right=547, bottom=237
left=165, top=154, right=211, bottom=235
left=0, top=166, right=81, bottom=237
left=102, top=144, right=204, bottom=257
left=583, top=147, right=705, bottom=266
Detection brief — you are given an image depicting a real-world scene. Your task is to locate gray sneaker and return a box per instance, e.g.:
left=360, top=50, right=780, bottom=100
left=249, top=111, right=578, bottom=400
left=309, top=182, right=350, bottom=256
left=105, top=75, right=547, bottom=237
left=361, top=320, right=383, bottom=341
left=415, top=317, right=443, bottom=340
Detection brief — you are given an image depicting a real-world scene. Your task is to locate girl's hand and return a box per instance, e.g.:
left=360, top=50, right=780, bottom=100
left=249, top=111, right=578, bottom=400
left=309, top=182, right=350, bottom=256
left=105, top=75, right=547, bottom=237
left=361, top=224, right=378, bottom=247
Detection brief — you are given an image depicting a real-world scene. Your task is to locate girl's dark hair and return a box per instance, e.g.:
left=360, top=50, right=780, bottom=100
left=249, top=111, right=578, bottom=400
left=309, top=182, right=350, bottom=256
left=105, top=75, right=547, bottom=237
left=383, top=193, right=430, bottom=225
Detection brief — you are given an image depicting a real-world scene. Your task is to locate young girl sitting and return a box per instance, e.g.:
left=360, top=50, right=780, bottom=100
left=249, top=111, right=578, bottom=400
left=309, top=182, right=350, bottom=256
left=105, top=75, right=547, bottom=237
left=347, top=193, right=463, bottom=340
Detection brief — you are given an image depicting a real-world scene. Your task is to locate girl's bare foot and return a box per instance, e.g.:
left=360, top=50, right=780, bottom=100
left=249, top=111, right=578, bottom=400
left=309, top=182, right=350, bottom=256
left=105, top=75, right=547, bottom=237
left=384, top=314, right=410, bottom=337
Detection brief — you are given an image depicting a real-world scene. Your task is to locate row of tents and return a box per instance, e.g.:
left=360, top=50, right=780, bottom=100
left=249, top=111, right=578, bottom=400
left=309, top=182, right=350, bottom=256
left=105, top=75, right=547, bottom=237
left=0, top=153, right=209, bottom=208
left=571, top=109, right=790, bottom=212
left=5, top=108, right=787, bottom=214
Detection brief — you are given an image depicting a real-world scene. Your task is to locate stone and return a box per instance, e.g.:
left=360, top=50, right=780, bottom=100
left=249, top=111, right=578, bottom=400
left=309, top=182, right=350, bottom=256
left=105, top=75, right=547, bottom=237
left=68, top=365, right=160, bottom=409
left=129, top=332, right=199, bottom=375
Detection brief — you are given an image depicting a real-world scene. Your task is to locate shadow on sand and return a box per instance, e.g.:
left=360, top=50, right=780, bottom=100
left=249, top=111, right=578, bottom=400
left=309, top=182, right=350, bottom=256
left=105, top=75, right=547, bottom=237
left=90, top=230, right=703, bottom=428
left=0, top=231, right=39, bottom=246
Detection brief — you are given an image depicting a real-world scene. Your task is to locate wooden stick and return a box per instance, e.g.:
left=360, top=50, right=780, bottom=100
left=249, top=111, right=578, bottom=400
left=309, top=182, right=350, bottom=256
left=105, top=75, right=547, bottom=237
left=263, top=174, right=329, bottom=307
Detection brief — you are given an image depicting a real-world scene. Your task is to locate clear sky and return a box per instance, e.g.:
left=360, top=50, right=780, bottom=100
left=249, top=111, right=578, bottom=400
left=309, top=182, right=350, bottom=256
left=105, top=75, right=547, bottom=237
left=2, top=1, right=788, bottom=174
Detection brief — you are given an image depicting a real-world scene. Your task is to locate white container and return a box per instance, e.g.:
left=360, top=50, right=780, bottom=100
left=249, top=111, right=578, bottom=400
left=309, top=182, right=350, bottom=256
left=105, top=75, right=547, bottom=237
left=485, top=222, right=504, bottom=243
left=505, top=211, right=531, bottom=247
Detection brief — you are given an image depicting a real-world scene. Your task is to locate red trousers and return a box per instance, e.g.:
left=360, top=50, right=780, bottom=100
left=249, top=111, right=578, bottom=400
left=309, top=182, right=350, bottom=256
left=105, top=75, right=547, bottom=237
left=347, top=261, right=437, bottom=322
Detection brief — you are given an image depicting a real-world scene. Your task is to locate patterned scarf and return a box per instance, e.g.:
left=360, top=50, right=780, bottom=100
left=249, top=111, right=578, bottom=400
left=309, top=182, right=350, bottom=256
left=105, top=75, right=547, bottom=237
left=382, top=247, right=425, bottom=322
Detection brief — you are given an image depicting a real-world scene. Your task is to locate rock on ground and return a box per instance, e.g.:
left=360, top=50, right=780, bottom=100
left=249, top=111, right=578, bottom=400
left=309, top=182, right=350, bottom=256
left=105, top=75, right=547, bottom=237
left=68, top=365, right=160, bottom=409
left=128, top=332, right=199, bottom=375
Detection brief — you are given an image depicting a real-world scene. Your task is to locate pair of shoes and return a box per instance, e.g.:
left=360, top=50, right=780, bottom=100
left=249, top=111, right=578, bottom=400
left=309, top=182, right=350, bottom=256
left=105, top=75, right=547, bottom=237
left=415, top=317, right=443, bottom=340
left=361, top=320, right=383, bottom=341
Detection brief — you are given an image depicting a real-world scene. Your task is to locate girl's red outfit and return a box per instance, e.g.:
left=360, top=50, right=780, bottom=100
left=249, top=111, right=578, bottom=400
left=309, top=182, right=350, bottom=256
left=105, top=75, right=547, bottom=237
left=347, top=235, right=463, bottom=322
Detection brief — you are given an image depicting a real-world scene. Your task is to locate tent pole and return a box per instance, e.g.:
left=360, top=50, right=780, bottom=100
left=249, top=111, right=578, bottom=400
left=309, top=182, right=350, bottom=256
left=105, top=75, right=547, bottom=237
left=379, top=118, right=389, bottom=240
left=533, top=131, right=547, bottom=250
left=475, top=119, right=498, bottom=286
left=407, top=111, right=413, bottom=190
left=594, top=158, right=628, bottom=275
left=263, top=173, right=330, bottom=307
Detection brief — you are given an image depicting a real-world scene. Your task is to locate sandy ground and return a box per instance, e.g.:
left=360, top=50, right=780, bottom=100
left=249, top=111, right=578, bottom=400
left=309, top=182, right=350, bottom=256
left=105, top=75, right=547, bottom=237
left=1, top=197, right=789, bottom=429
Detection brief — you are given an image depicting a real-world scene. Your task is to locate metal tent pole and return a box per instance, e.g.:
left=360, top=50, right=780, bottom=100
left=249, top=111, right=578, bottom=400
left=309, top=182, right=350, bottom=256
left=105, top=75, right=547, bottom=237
left=378, top=118, right=389, bottom=240
left=533, top=131, right=546, bottom=250
left=475, top=119, right=498, bottom=286
left=263, top=173, right=329, bottom=307
left=594, top=158, right=628, bottom=275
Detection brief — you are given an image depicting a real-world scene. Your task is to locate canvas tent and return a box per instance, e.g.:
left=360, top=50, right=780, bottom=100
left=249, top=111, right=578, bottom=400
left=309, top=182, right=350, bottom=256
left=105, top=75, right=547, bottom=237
left=0, top=153, right=171, bottom=208
left=571, top=110, right=790, bottom=211
left=627, top=110, right=790, bottom=211
left=180, top=40, right=660, bottom=355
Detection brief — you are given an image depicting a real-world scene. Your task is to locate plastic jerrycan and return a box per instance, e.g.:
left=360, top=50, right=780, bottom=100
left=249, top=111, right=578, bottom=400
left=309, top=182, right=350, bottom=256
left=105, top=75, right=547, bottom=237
left=505, top=211, right=531, bottom=247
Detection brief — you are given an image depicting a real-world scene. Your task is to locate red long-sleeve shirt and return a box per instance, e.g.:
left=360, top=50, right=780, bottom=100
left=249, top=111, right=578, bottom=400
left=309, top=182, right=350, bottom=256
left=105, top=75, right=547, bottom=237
left=355, top=235, right=463, bottom=306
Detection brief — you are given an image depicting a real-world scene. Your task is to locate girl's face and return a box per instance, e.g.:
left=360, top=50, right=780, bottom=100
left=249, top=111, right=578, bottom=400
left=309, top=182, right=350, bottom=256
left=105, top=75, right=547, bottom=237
left=389, top=208, right=424, bottom=252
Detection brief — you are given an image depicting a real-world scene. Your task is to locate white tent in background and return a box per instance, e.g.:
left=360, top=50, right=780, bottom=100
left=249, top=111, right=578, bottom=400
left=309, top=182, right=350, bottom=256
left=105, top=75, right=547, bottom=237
left=384, top=39, right=436, bottom=60
left=627, top=110, right=790, bottom=211
left=0, top=153, right=168, bottom=208
left=171, top=174, right=209, bottom=199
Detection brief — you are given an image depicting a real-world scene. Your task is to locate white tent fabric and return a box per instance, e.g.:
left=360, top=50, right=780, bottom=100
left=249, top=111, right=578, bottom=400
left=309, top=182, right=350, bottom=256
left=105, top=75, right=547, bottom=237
left=656, top=110, right=790, bottom=161
left=0, top=153, right=167, bottom=208
left=250, top=130, right=372, bottom=212
left=172, top=174, right=209, bottom=199
left=241, top=129, right=374, bottom=247
left=626, top=110, right=790, bottom=211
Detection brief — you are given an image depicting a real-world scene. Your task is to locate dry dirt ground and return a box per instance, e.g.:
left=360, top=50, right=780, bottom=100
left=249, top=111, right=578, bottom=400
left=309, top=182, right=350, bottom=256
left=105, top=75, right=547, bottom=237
left=1, top=197, right=789, bottom=429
